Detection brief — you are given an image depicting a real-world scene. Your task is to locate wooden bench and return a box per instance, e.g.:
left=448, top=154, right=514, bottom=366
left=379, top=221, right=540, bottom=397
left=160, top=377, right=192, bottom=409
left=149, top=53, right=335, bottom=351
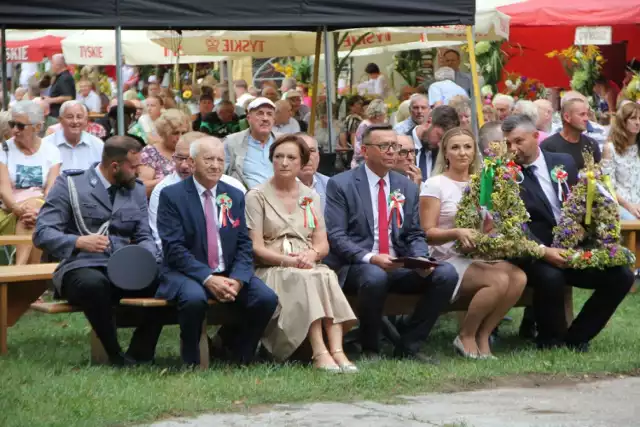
left=621, top=220, right=640, bottom=270
left=0, top=263, right=58, bottom=355
left=29, top=297, right=241, bottom=369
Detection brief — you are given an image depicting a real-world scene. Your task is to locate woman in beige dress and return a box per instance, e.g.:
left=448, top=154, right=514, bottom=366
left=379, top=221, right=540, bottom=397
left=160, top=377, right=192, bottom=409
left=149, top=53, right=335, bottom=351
left=245, top=134, right=358, bottom=373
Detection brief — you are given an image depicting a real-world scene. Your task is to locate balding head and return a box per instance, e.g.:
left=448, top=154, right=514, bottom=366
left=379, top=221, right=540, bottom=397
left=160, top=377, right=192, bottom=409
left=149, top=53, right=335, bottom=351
left=297, top=133, right=320, bottom=181
left=51, top=54, right=67, bottom=74
left=174, top=131, right=207, bottom=179
left=533, top=99, right=553, bottom=131
left=274, top=99, right=293, bottom=125
left=190, top=136, right=225, bottom=189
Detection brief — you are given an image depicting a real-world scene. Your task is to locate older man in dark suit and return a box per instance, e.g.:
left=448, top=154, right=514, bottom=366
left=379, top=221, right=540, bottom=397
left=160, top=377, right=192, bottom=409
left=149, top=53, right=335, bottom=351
left=324, top=124, right=458, bottom=362
left=504, top=115, right=634, bottom=351
left=157, top=136, right=277, bottom=367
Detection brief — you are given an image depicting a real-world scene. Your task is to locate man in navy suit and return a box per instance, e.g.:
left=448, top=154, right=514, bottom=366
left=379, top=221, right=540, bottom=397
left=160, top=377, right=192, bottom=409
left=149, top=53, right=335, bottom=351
left=503, top=115, right=634, bottom=351
left=157, top=136, right=278, bottom=366
left=324, top=124, right=458, bottom=362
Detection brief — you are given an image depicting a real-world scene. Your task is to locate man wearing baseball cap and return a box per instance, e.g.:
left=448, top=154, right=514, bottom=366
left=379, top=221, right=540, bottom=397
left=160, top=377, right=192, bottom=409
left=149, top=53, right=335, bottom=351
left=224, top=97, right=281, bottom=189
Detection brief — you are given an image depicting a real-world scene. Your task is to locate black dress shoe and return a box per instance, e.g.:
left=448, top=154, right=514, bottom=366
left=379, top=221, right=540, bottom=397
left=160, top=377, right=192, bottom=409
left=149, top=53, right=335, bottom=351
left=566, top=341, right=590, bottom=353
left=393, top=347, right=440, bottom=365
left=519, top=318, right=537, bottom=340
left=109, top=352, right=138, bottom=367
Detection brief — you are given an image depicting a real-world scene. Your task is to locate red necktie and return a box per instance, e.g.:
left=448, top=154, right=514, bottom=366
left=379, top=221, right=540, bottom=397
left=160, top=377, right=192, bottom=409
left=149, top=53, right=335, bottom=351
left=378, top=179, right=389, bottom=255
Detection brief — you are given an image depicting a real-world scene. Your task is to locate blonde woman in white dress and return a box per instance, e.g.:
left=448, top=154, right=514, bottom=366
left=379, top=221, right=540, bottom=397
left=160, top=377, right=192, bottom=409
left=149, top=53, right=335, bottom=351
left=419, top=127, right=526, bottom=359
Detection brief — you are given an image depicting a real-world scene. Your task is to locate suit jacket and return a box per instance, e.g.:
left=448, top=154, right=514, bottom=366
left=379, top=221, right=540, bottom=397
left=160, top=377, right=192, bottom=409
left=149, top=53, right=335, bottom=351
left=156, top=177, right=253, bottom=300
left=519, top=150, right=578, bottom=246
left=324, top=165, right=429, bottom=285
left=33, top=166, right=158, bottom=292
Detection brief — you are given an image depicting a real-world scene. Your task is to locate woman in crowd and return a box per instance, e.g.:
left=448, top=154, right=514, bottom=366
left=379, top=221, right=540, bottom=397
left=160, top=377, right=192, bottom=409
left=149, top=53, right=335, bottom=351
left=336, top=95, right=365, bottom=171
left=420, top=128, right=527, bottom=359
left=138, top=109, right=189, bottom=196
left=245, top=134, right=357, bottom=373
left=130, top=95, right=164, bottom=145
left=0, top=101, right=61, bottom=265
left=449, top=96, right=472, bottom=130
left=350, top=99, right=388, bottom=168
left=602, top=102, right=640, bottom=220
left=482, top=105, right=498, bottom=123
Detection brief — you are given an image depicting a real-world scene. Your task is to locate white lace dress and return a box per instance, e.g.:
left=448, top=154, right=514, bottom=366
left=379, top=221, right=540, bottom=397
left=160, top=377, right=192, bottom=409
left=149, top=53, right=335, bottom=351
left=601, top=142, right=640, bottom=205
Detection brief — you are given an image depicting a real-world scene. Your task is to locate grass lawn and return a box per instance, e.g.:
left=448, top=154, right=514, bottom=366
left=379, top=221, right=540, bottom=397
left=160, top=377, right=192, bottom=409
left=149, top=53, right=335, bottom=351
left=1, top=289, right=640, bottom=427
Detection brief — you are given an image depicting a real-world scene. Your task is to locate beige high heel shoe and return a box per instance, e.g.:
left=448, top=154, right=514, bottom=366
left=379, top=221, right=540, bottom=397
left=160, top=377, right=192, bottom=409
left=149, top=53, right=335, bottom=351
left=312, top=351, right=341, bottom=373
left=331, top=349, right=359, bottom=374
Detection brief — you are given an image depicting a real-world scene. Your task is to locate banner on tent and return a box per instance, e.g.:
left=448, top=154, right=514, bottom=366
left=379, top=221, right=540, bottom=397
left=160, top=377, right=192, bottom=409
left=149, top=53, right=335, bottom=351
left=575, top=26, right=612, bottom=46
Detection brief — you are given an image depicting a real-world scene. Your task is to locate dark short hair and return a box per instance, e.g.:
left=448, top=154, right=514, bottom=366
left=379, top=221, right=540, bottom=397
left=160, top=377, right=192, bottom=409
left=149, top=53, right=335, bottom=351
left=501, top=114, right=537, bottom=134
left=102, top=135, right=143, bottom=164
left=362, top=124, right=394, bottom=146
left=431, top=105, right=460, bottom=131
left=268, top=134, right=311, bottom=165
left=364, top=63, right=380, bottom=74
left=347, top=95, right=365, bottom=109
left=443, top=49, right=461, bottom=58
left=199, top=94, right=214, bottom=103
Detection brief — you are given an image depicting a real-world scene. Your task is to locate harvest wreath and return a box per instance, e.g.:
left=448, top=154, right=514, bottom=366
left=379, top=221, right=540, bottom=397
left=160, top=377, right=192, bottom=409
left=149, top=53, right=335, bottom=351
left=551, top=153, right=636, bottom=269
left=455, top=141, right=544, bottom=260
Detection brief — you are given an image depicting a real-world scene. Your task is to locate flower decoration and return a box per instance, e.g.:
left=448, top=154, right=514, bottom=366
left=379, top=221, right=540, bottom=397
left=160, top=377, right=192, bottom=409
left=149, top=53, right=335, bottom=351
left=272, top=58, right=312, bottom=84
left=546, top=45, right=606, bottom=98
left=550, top=165, right=570, bottom=202
left=455, top=141, right=544, bottom=260
left=182, top=89, right=192, bottom=100
left=216, top=194, right=240, bottom=228
left=552, top=152, right=635, bottom=269
left=503, top=73, right=547, bottom=101
left=624, top=72, right=640, bottom=102
left=299, top=196, right=318, bottom=229
left=388, top=190, right=405, bottom=228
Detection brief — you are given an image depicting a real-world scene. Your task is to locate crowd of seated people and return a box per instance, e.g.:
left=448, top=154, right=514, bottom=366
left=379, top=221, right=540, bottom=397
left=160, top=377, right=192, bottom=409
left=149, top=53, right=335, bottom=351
left=10, top=75, right=634, bottom=372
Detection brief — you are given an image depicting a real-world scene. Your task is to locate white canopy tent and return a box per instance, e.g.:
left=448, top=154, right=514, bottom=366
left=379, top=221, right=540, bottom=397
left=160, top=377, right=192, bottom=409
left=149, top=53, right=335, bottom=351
left=61, top=30, right=225, bottom=65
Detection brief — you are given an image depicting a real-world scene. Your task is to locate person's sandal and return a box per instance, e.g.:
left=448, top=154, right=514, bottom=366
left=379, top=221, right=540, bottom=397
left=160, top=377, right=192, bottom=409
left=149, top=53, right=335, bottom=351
left=312, top=351, right=341, bottom=373
left=331, top=349, right=359, bottom=374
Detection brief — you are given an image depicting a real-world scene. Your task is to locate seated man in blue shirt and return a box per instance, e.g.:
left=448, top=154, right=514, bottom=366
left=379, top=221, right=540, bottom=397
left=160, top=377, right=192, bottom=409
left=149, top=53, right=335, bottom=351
left=224, top=98, right=281, bottom=189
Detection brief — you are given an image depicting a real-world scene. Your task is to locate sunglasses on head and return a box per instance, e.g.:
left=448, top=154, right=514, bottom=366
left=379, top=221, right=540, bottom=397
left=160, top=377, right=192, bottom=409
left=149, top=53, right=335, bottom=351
left=8, top=121, right=32, bottom=131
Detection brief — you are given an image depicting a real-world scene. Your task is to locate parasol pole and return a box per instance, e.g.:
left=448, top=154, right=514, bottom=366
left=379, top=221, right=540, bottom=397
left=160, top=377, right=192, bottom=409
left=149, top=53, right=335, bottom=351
left=466, top=26, right=484, bottom=130
left=309, top=28, right=322, bottom=137
left=323, top=26, right=334, bottom=152
left=115, top=26, right=125, bottom=136
left=1, top=26, right=8, bottom=112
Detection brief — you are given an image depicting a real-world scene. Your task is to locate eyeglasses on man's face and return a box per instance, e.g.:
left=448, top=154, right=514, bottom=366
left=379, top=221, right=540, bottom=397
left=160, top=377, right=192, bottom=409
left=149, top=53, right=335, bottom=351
left=364, top=142, right=400, bottom=152
left=397, top=148, right=419, bottom=158
left=9, top=121, right=32, bottom=131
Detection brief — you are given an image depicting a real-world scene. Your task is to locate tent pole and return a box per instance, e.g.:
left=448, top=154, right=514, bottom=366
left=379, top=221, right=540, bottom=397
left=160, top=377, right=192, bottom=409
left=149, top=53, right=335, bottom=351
left=322, top=26, right=334, bottom=152
left=115, top=26, right=125, bottom=136
left=227, top=61, right=235, bottom=104
left=1, top=26, right=8, bottom=112
left=309, top=29, right=322, bottom=137
left=465, top=26, right=484, bottom=130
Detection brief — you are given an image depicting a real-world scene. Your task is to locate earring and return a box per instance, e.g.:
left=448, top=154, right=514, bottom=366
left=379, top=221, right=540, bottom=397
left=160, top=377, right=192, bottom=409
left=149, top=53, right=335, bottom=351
left=445, top=158, right=450, bottom=169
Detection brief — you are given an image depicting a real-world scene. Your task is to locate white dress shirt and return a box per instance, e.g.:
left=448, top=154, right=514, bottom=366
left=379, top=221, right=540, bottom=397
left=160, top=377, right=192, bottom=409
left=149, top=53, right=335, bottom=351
left=149, top=173, right=246, bottom=253
left=527, top=150, right=562, bottom=223
left=42, top=130, right=104, bottom=171
left=76, top=90, right=102, bottom=113
left=192, top=177, right=226, bottom=273
left=362, top=164, right=396, bottom=263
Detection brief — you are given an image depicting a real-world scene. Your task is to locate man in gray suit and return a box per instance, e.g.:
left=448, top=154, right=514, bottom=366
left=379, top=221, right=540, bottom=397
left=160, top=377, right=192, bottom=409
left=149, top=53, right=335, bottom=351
left=324, top=124, right=458, bottom=362
left=34, top=136, right=162, bottom=366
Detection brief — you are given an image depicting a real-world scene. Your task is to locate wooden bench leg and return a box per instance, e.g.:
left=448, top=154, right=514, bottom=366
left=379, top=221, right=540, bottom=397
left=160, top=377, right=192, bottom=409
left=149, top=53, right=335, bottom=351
left=564, top=287, right=574, bottom=327
left=90, top=330, right=110, bottom=365
left=199, top=319, right=209, bottom=370
left=0, top=283, right=7, bottom=355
